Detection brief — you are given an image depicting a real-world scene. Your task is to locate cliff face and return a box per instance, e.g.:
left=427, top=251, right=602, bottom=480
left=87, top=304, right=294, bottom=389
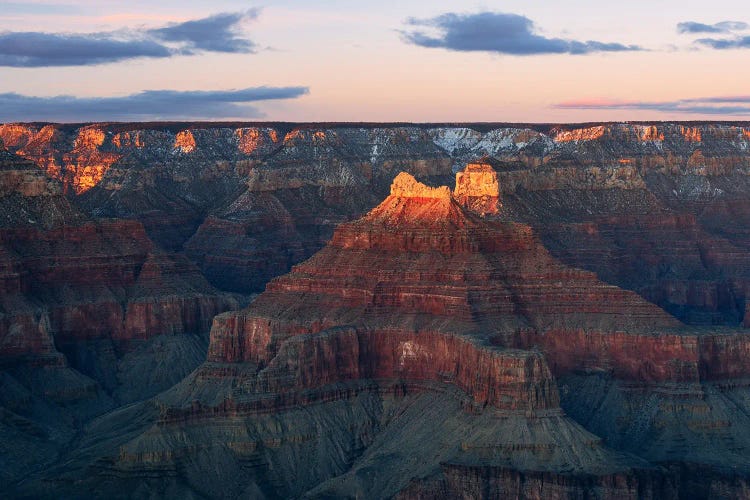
left=4, top=121, right=750, bottom=319
left=22, top=169, right=743, bottom=499
left=453, top=160, right=501, bottom=215
left=432, top=123, right=750, bottom=327
left=0, top=150, right=241, bottom=491
left=5, top=122, right=750, bottom=498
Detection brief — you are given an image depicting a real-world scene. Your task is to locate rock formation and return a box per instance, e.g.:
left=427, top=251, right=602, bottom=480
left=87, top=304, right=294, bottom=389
left=14, top=167, right=748, bottom=499
left=0, top=150, right=238, bottom=493
left=4, top=121, right=750, bottom=321
left=4, top=122, right=750, bottom=498
left=453, top=159, right=501, bottom=215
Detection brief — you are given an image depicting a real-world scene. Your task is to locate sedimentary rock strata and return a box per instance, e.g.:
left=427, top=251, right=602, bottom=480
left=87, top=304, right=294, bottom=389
left=4, top=121, right=750, bottom=321
left=4, top=122, right=750, bottom=498
left=19, top=168, right=747, bottom=499
left=0, top=151, right=238, bottom=494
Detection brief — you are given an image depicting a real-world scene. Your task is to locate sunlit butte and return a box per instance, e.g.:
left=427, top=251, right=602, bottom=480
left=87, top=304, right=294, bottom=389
left=7, top=1, right=750, bottom=497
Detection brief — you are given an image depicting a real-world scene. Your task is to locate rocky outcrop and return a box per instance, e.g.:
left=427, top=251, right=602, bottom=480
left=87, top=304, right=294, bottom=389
left=0, top=149, right=238, bottom=407
left=453, top=159, right=501, bottom=215
left=27, top=170, right=720, bottom=499
left=6, top=121, right=750, bottom=316
left=7, top=122, right=750, bottom=498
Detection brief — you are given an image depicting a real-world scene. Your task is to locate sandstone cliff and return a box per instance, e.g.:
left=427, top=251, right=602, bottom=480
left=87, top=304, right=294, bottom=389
left=4, top=121, right=750, bottom=323
left=5, top=122, right=750, bottom=498
left=21, top=169, right=745, bottom=499
left=0, top=151, right=239, bottom=493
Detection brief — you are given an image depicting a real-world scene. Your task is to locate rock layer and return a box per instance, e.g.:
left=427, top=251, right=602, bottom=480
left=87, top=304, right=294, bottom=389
left=453, top=159, right=501, bottom=215
left=6, top=121, right=750, bottom=317
left=24, top=169, right=731, bottom=499
left=0, top=151, right=239, bottom=493
left=5, top=122, right=750, bottom=498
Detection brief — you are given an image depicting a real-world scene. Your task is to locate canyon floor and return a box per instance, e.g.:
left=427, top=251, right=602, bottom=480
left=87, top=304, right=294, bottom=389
left=3, top=122, right=750, bottom=498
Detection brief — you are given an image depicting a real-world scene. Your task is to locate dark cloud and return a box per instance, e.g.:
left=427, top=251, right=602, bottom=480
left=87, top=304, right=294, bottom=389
left=401, top=12, right=641, bottom=55
left=148, top=9, right=259, bottom=54
left=677, top=20, right=750, bottom=50
left=0, top=10, right=258, bottom=67
left=0, top=32, right=172, bottom=67
left=694, top=36, right=750, bottom=49
left=677, top=21, right=748, bottom=34
left=554, top=96, right=750, bottom=115
left=0, top=86, right=310, bottom=121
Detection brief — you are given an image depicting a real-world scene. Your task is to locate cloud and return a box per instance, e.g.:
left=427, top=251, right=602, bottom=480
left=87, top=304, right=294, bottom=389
left=677, top=21, right=748, bottom=34
left=148, top=9, right=259, bottom=54
left=0, top=10, right=258, bottom=67
left=677, top=20, right=750, bottom=50
left=0, top=32, right=172, bottom=67
left=0, top=86, right=310, bottom=122
left=554, top=96, right=750, bottom=115
left=694, top=36, right=750, bottom=49
left=401, top=12, right=642, bottom=55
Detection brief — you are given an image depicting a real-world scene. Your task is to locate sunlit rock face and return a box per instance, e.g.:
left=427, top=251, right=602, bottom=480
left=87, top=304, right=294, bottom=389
left=0, top=151, right=239, bottom=490
left=390, top=170, right=452, bottom=199
left=553, top=125, right=607, bottom=143
left=234, top=127, right=279, bottom=155
left=5, top=121, right=750, bottom=315
left=6, top=122, right=750, bottom=497
left=111, top=130, right=145, bottom=149
left=27, top=168, right=750, bottom=498
left=64, top=127, right=122, bottom=194
left=453, top=160, right=501, bottom=215
left=680, top=126, right=702, bottom=143
left=173, top=130, right=196, bottom=153
left=637, top=124, right=665, bottom=142
left=0, top=125, right=121, bottom=194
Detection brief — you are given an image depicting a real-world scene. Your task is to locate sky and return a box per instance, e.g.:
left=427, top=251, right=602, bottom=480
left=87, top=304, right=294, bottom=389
left=1, top=0, right=750, bottom=122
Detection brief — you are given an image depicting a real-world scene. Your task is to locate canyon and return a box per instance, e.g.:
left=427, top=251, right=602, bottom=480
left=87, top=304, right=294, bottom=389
left=3, top=122, right=750, bottom=498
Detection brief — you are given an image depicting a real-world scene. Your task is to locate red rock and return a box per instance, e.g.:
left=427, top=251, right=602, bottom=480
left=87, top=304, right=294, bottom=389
left=206, top=326, right=557, bottom=412
left=7, top=122, right=750, bottom=498
left=206, top=171, right=678, bottom=408
left=515, top=328, right=750, bottom=382
left=453, top=160, right=501, bottom=215
left=0, top=152, right=236, bottom=364
left=398, top=464, right=678, bottom=500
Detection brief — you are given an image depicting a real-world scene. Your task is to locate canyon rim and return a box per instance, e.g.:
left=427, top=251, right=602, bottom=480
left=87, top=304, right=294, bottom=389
left=4, top=1, right=750, bottom=498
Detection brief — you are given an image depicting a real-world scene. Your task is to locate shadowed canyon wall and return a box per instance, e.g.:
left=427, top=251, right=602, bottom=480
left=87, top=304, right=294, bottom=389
left=4, top=122, right=750, bottom=498
left=4, top=122, right=750, bottom=325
